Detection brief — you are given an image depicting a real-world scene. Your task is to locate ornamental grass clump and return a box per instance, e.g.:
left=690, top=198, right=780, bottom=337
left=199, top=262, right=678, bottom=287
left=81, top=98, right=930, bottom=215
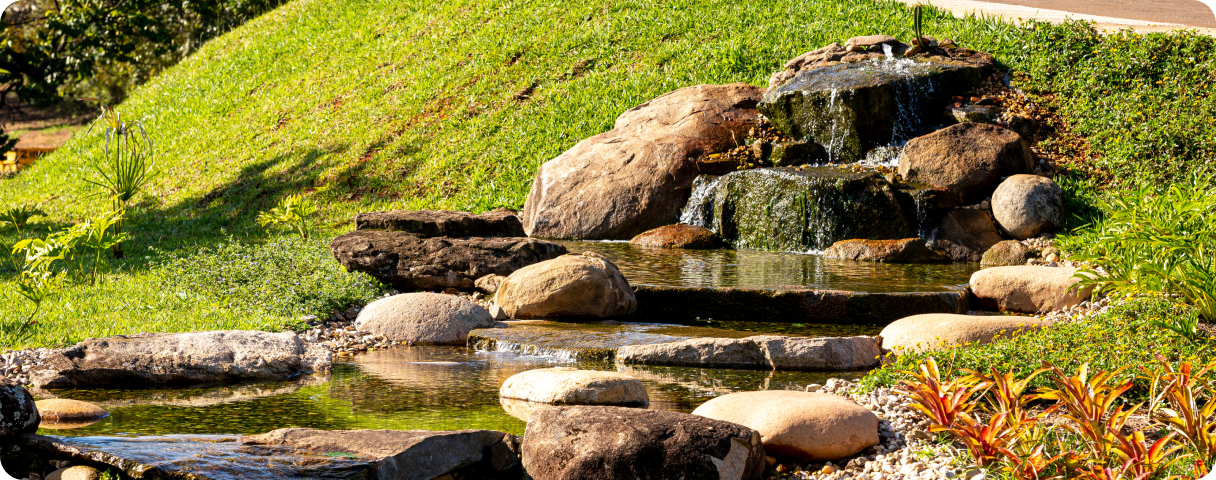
left=1061, top=178, right=1216, bottom=321
left=901, top=356, right=1204, bottom=479
left=79, top=106, right=157, bottom=259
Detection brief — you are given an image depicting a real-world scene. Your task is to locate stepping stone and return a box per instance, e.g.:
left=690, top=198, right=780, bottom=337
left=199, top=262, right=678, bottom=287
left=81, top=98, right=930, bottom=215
left=355, top=292, right=495, bottom=345
left=692, top=391, right=879, bottom=462
left=499, top=367, right=647, bottom=405
left=880, top=313, right=1049, bottom=353
left=35, top=399, right=109, bottom=429
left=970, top=265, right=1094, bottom=313
left=496, top=252, right=636, bottom=319
left=521, top=406, right=766, bottom=480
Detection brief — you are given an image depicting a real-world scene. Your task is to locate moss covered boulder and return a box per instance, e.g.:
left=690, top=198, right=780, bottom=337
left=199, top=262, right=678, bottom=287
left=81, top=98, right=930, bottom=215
left=760, top=51, right=993, bottom=162
left=681, top=167, right=954, bottom=252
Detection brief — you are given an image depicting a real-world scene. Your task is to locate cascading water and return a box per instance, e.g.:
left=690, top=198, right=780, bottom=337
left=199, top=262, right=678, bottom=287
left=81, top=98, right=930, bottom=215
left=855, top=44, right=939, bottom=167
left=679, top=175, right=724, bottom=227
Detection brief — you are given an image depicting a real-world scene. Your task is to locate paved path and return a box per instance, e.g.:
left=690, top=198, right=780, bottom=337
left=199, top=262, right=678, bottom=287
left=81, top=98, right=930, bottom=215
left=896, top=0, right=1216, bottom=33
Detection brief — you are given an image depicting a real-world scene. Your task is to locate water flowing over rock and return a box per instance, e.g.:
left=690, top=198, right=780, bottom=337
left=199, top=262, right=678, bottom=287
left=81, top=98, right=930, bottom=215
left=330, top=230, right=567, bottom=291
left=822, top=238, right=948, bottom=263
left=240, top=428, right=519, bottom=480
left=521, top=406, right=766, bottom=480
left=30, top=331, right=331, bottom=388
left=992, top=174, right=1063, bottom=239
left=495, top=253, right=637, bottom=319
left=616, top=335, right=880, bottom=371
left=1, top=383, right=39, bottom=443
left=692, top=391, right=879, bottom=462
left=761, top=49, right=993, bottom=163
left=881, top=313, right=1049, bottom=353
left=970, top=266, right=1094, bottom=313
left=898, top=123, right=1035, bottom=204
left=521, top=83, right=764, bottom=240
left=354, top=292, right=496, bottom=345
left=353, top=209, right=525, bottom=237
left=679, top=167, right=954, bottom=252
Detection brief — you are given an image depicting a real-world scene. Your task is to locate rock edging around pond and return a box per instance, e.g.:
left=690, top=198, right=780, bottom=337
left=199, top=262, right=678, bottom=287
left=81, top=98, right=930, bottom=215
left=632, top=285, right=967, bottom=325
left=616, top=335, right=881, bottom=371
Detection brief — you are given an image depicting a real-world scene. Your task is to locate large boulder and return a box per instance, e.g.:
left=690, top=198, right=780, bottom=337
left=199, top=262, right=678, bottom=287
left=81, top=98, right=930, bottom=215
left=992, top=174, right=1063, bottom=239
left=1, top=383, right=39, bottom=443
left=880, top=313, right=1049, bottom=353
left=354, top=292, right=495, bottom=345
left=495, top=253, right=637, bottom=319
left=630, top=224, right=721, bottom=249
left=499, top=367, right=647, bottom=405
left=680, top=167, right=954, bottom=252
left=521, top=406, right=766, bottom=480
left=330, top=230, right=566, bottom=291
left=981, top=240, right=1033, bottom=266
left=762, top=48, right=993, bottom=162
left=970, top=266, right=1094, bottom=313
left=823, top=238, right=948, bottom=263
left=692, top=391, right=879, bottom=462
left=35, top=399, right=109, bottom=430
left=240, top=428, right=519, bottom=480
left=926, top=209, right=1004, bottom=261
left=616, top=335, right=880, bottom=371
left=521, top=83, right=764, bottom=240
left=898, top=123, right=1035, bottom=204
left=354, top=209, right=524, bottom=237
left=30, top=331, right=331, bottom=388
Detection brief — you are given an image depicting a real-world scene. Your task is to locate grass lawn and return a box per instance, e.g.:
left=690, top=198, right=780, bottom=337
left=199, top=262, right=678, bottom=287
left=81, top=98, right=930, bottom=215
left=1, top=0, right=1214, bottom=350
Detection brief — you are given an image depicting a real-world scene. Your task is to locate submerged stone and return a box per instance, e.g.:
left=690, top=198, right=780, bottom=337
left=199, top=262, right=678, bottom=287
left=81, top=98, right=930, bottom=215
left=760, top=52, right=992, bottom=162
left=680, top=167, right=954, bottom=252
left=630, top=224, right=722, bottom=249
left=35, top=399, right=109, bottom=430
left=822, top=238, right=948, bottom=263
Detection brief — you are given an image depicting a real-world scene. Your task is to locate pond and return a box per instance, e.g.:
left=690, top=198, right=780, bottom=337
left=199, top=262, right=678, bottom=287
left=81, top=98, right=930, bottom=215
left=38, top=345, right=867, bottom=438
left=560, top=240, right=975, bottom=293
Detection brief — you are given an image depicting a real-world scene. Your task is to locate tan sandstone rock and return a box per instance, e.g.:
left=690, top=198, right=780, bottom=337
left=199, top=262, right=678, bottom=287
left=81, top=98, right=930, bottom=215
left=992, top=174, right=1064, bottom=240
left=880, top=313, right=1049, bottom=353
left=46, top=466, right=102, bottom=480
left=355, top=292, right=496, bottom=345
left=970, top=266, right=1094, bottom=313
left=495, top=253, right=637, bottom=319
left=521, top=83, right=763, bottom=240
left=980, top=240, right=1033, bottom=266
left=616, top=336, right=880, bottom=371
left=693, top=391, right=880, bottom=462
left=823, top=238, right=947, bottom=263
left=630, top=224, right=721, bottom=249
left=499, top=367, right=647, bottom=405
left=898, top=123, right=1035, bottom=204
left=35, top=399, right=109, bottom=429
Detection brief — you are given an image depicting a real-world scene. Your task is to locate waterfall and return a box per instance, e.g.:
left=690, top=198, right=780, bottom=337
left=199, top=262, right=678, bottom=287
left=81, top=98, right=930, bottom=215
left=679, top=175, right=724, bottom=227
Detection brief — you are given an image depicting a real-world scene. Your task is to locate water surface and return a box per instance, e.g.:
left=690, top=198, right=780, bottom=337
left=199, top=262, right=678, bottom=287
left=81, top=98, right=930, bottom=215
left=560, top=240, right=975, bottom=292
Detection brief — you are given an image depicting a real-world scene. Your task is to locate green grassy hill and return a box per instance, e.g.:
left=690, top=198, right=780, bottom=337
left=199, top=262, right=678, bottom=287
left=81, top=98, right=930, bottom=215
left=1, top=0, right=1213, bottom=349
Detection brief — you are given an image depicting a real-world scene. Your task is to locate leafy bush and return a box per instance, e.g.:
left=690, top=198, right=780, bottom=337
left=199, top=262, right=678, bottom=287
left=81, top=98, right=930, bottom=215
left=901, top=357, right=1204, bottom=479
left=1059, top=179, right=1216, bottom=321
left=863, top=297, right=1213, bottom=398
left=256, top=194, right=319, bottom=239
left=163, top=236, right=385, bottom=322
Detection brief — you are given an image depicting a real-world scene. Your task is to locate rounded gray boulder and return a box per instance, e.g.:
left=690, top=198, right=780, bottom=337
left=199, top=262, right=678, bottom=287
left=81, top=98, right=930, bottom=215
left=992, top=174, right=1063, bottom=239
left=355, top=293, right=495, bottom=345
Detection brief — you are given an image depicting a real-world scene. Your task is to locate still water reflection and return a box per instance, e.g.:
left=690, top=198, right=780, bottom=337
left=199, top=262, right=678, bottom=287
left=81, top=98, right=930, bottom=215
left=560, top=241, right=975, bottom=292
left=39, top=346, right=867, bottom=437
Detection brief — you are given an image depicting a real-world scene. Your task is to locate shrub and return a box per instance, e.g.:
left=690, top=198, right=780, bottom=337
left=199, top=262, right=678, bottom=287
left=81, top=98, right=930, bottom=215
left=1059, top=178, right=1216, bottom=321
left=256, top=194, right=319, bottom=239
left=163, top=236, right=385, bottom=323
left=862, top=297, right=1213, bottom=398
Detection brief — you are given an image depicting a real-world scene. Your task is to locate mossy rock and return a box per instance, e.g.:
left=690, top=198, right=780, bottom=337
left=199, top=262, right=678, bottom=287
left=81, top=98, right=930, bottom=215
left=760, top=55, right=989, bottom=162
left=682, top=167, right=955, bottom=252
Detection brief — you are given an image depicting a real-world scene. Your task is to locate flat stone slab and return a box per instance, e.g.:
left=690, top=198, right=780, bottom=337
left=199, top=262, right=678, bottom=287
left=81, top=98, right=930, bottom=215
left=31, top=331, right=331, bottom=389
left=617, top=335, right=880, bottom=371
left=330, top=231, right=567, bottom=291
left=469, top=324, right=690, bottom=361
left=632, top=285, right=968, bottom=325
left=500, top=367, right=648, bottom=405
